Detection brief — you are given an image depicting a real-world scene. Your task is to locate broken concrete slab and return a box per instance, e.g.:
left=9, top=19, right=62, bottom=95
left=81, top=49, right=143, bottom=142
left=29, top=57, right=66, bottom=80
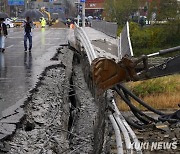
left=0, top=123, right=16, bottom=136
left=0, top=111, right=24, bottom=124
left=0, top=133, right=7, bottom=140
left=1, top=97, right=26, bottom=118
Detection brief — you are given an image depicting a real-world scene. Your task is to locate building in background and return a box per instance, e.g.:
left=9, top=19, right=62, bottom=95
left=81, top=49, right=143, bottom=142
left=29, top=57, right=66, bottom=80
left=0, top=0, right=67, bottom=17
left=8, top=0, right=25, bottom=17
left=73, top=0, right=104, bottom=18
left=29, top=0, right=66, bottom=20
left=30, top=0, right=65, bottom=13
left=0, top=0, right=26, bottom=17
left=85, top=0, right=104, bottom=18
left=0, top=0, right=10, bottom=15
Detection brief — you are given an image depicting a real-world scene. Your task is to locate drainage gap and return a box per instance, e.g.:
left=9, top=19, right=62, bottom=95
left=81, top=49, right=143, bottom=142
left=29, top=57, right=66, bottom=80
left=24, top=121, right=35, bottom=131
left=68, top=75, right=78, bottom=132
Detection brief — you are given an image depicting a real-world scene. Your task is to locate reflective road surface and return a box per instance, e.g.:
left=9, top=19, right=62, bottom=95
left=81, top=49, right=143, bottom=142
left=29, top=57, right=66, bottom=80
left=0, top=27, right=69, bottom=117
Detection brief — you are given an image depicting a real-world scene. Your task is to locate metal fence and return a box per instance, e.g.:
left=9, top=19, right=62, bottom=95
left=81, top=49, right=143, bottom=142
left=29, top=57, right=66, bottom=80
left=74, top=23, right=97, bottom=64
left=91, top=20, right=118, bottom=38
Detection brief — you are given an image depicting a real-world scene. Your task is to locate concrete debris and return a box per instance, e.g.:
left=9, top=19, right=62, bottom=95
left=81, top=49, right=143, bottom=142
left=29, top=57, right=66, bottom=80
left=155, top=122, right=170, bottom=132
left=69, top=64, right=99, bottom=153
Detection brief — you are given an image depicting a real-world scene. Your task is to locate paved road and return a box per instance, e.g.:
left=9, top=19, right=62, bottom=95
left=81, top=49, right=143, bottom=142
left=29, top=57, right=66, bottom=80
left=0, top=27, right=69, bottom=117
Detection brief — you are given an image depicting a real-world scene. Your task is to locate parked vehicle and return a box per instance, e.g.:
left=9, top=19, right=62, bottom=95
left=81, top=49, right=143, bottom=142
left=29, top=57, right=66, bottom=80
left=13, top=19, right=26, bottom=27
left=4, top=18, right=14, bottom=28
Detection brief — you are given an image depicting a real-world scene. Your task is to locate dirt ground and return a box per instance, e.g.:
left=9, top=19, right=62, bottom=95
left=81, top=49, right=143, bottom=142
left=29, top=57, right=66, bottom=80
left=51, top=21, right=67, bottom=28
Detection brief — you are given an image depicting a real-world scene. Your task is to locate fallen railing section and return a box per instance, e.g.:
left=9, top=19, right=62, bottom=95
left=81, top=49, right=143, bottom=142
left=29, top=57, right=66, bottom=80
left=74, top=23, right=97, bottom=64
left=112, top=99, right=142, bottom=154
left=118, top=22, right=134, bottom=61
left=108, top=98, right=142, bottom=154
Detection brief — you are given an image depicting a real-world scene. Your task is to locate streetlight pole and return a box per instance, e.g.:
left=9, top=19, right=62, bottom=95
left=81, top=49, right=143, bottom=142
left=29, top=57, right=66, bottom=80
left=77, top=0, right=80, bottom=26
left=81, top=0, right=86, bottom=27
left=26, top=0, right=29, bottom=10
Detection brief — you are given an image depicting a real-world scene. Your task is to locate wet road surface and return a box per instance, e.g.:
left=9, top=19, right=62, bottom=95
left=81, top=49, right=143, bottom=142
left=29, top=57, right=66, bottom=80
left=0, top=27, right=69, bottom=117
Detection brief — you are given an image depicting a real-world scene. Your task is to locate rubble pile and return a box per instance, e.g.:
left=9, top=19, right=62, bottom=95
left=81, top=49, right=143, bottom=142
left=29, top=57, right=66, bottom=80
left=135, top=122, right=180, bottom=154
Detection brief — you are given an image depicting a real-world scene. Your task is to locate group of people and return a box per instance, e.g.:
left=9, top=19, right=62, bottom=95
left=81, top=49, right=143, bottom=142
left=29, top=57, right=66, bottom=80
left=0, top=16, right=46, bottom=53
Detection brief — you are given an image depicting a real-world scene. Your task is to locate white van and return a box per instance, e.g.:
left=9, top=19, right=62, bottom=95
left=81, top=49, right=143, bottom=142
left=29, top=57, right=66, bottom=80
left=4, top=18, right=14, bottom=28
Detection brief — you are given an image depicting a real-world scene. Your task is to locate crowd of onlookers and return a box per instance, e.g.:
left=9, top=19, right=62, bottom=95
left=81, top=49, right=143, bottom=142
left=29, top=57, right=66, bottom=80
left=64, top=16, right=102, bottom=27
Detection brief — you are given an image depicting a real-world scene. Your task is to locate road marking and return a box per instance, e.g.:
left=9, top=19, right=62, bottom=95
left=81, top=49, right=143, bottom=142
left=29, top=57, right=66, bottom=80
left=45, top=38, right=62, bottom=40
left=45, top=44, right=56, bottom=46
left=6, top=45, right=14, bottom=48
left=8, top=37, right=23, bottom=39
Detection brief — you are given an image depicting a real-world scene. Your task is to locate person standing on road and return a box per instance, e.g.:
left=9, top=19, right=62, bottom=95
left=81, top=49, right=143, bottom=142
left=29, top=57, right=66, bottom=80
left=23, top=16, right=33, bottom=52
left=0, top=18, right=8, bottom=53
left=41, top=17, right=46, bottom=28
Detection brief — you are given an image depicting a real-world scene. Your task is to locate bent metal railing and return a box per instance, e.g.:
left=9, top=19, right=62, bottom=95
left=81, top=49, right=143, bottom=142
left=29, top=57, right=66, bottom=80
left=118, top=22, right=134, bottom=61
left=74, top=23, right=142, bottom=154
left=74, top=23, right=97, bottom=64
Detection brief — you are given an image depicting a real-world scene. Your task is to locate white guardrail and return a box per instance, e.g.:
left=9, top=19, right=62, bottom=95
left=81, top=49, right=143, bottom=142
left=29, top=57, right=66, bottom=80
left=74, top=23, right=97, bottom=64
left=74, top=23, right=142, bottom=154
left=112, top=99, right=142, bottom=154
left=118, top=22, right=134, bottom=61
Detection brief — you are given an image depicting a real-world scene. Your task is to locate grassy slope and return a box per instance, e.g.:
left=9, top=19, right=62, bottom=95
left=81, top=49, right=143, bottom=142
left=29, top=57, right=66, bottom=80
left=117, top=22, right=180, bottom=111
left=117, top=74, right=180, bottom=111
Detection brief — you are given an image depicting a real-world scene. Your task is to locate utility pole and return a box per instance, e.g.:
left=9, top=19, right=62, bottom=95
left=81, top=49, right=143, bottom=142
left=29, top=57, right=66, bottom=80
left=81, top=0, right=86, bottom=27
left=26, top=0, right=29, bottom=10
left=77, top=0, right=80, bottom=26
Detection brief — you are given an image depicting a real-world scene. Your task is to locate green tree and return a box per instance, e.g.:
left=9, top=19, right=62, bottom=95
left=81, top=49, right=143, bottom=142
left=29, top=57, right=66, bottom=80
left=104, top=0, right=139, bottom=25
left=104, top=0, right=180, bottom=24
left=153, top=0, right=180, bottom=45
left=156, top=0, right=179, bottom=21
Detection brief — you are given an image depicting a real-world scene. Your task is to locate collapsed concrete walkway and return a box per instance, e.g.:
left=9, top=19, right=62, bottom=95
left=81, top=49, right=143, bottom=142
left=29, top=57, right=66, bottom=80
left=0, top=44, right=108, bottom=153
left=0, top=28, right=69, bottom=117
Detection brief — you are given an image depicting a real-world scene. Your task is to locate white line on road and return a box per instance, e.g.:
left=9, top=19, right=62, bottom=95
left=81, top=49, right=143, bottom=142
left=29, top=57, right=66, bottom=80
left=8, top=37, right=23, bottom=39
left=45, top=44, right=56, bottom=46
left=6, top=45, right=14, bottom=48
left=45, top=38, right=62, bottom=40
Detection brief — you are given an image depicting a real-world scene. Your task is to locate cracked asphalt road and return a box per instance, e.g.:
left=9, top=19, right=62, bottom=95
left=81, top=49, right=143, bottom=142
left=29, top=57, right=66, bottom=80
left=0, top=27, right=69, bottom=118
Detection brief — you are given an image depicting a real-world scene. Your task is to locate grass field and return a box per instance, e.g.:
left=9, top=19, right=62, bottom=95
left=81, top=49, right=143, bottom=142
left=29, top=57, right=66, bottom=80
left=116, top=74, right=180, bottom=111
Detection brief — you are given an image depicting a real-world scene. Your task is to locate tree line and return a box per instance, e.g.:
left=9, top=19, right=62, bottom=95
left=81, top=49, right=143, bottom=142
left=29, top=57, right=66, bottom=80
left=104, top=0, right=180, bottom=55
left=104, top=0, right=180, bottom=25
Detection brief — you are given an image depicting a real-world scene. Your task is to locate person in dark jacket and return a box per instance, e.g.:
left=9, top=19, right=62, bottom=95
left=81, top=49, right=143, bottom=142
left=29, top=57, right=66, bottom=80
left=23, top=16, right=33, bottom=52
left=0, top=18, right=8, bottom=52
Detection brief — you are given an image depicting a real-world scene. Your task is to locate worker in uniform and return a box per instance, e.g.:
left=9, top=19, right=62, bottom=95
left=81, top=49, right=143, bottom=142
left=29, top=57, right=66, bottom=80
left=41, top=17, right=46, bottom=28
